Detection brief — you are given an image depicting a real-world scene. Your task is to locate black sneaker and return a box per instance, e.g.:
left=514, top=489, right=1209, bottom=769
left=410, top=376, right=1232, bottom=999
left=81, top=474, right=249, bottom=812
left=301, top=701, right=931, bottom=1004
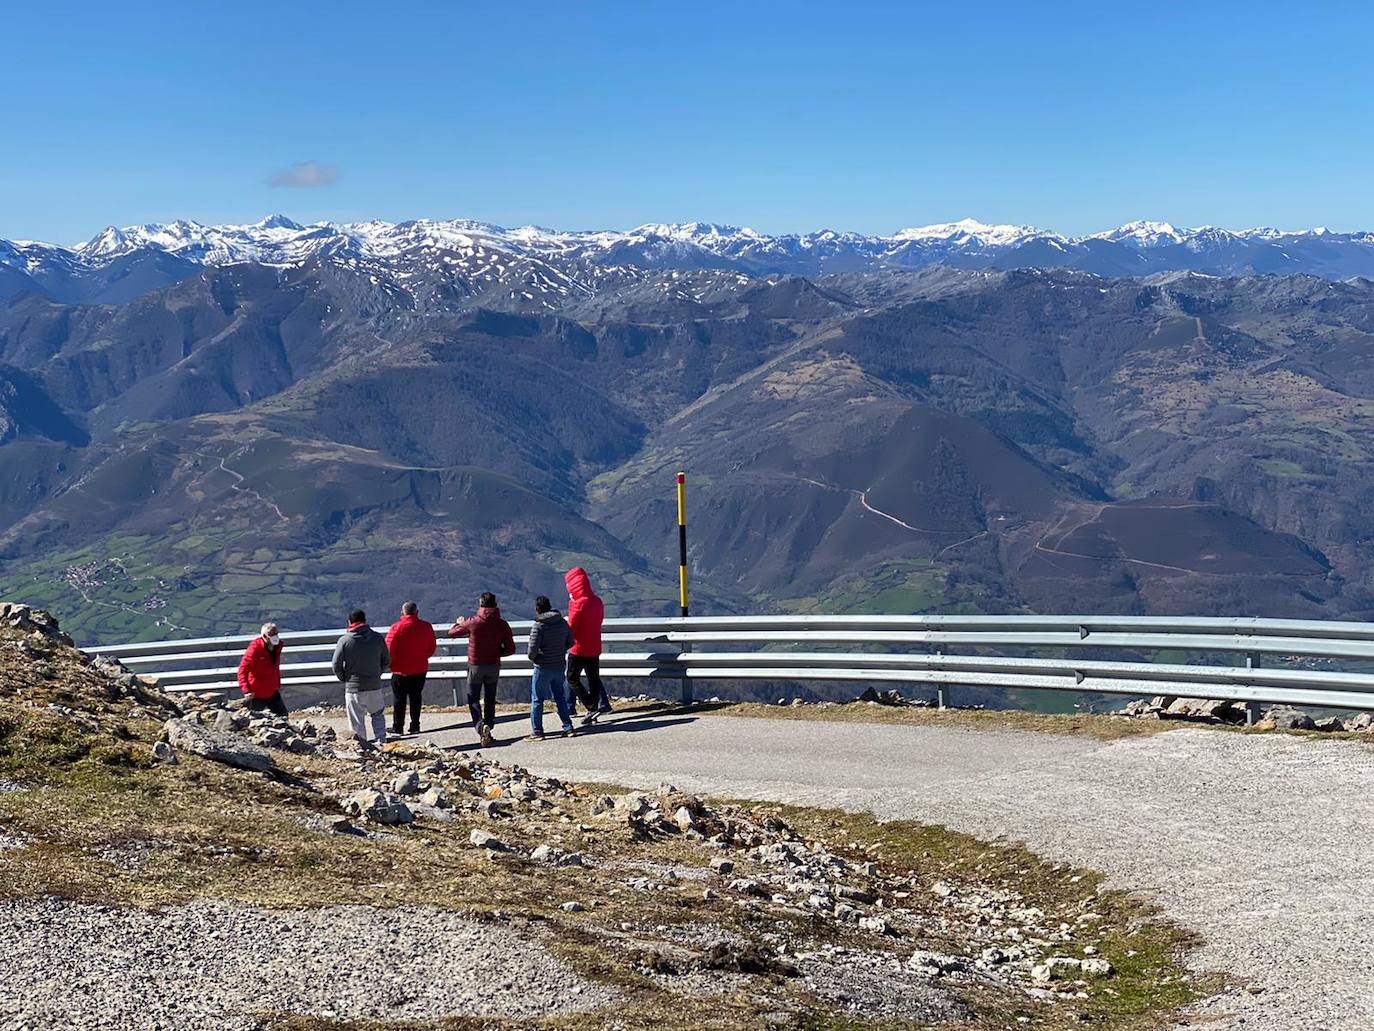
left=580, top=711, right=599, bottom=727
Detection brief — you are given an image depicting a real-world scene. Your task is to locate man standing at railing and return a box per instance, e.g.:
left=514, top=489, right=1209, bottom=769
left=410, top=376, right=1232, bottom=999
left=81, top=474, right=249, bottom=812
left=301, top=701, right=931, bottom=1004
left=237, top=621, right=287, bottom=716
left=565, top=567, right=611, bottom=725
left=386, top=601, right=436, bottom=737
left=448, top=592, right=516, bottom=748
left=332, top=609, right=391, bottom=750
left=527, top=595, right=576, bottom=740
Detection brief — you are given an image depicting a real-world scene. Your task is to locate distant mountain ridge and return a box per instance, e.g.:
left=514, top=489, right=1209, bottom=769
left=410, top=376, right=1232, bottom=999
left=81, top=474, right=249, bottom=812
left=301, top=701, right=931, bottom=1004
left=6, top=210, right=1374, bottom=643
left=5, top=215, right=1374, bottom=308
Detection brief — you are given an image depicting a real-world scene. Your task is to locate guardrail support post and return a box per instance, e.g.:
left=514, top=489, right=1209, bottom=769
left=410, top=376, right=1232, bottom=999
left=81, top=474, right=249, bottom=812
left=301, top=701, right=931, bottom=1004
left=1245, top=652, right=1262, bottom=726
left=679, top=642, right=693, bottom=706
left=935, top=647, right=948, bottom=709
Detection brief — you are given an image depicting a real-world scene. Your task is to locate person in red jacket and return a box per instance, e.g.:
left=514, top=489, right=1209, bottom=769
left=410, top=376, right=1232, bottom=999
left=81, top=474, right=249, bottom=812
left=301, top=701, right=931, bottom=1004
left=385, top=601, right=437, bottom=736
left=448, top=592, right=516, bottom=747
left=237, top=621, right=286, bottom=716
left=565, top=567, right=611, bottom=725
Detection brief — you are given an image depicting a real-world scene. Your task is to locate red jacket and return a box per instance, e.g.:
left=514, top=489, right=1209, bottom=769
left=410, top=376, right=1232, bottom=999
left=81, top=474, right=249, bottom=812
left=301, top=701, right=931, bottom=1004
left=447, top=606, right=516, bottom=665
left=385, top=614, right=437, bottom=676
left=237, top=635, right=283, bottom=699
left=566, top=567, right=604, bottom=658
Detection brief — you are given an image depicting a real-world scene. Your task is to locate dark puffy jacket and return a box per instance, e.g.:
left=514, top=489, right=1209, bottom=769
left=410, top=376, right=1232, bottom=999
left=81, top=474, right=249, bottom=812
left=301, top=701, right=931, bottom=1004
left=528, top=610, right=573, bottom=669
left=385, top=614, right=437, bottom=676
left=237, top=635, right=283, bottom=699
left=565, top=567, right=604, bottom=658
left=332, top=623, right=391, bottom=693
left=447, top=606, right=516, bottom=665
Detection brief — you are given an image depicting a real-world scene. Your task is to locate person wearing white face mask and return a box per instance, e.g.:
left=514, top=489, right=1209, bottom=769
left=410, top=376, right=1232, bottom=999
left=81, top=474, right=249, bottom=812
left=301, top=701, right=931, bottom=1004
left=237, top=621, right=288, bottom=716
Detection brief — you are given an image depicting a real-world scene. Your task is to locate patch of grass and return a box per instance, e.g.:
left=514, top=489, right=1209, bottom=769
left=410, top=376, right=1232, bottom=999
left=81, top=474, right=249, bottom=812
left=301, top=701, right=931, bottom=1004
left=1256, top=458, right=1307, bottom=477
left=699, top=701, right=1184, bottom=741
left=690, top=699, right=1374, bottom=747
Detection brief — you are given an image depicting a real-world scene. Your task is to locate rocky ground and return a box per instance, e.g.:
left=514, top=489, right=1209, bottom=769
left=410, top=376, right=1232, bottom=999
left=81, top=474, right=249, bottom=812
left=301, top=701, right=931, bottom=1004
left=0, top=603, right=1199, bottom=1030
left=1115, top=693, right=1374, bottom=732
left=2, top=898, right=614, bottom=1029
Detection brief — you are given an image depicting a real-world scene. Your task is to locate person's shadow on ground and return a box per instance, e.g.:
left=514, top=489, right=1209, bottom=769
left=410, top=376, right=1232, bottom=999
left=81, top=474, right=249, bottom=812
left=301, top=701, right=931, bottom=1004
left=416, top=706, right=704, bottom=752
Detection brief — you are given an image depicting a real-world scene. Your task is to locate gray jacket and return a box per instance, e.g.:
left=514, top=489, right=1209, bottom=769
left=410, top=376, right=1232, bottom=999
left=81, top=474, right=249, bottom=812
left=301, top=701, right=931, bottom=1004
left=332, top=624, right=390, bottom=693
left=528, top=610, right=573, bottom=669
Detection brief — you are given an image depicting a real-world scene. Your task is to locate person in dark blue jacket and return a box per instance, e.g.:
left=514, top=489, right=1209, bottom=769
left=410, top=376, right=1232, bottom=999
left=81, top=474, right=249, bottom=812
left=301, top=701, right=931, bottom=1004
left=527, top=595, right=575, bottom=739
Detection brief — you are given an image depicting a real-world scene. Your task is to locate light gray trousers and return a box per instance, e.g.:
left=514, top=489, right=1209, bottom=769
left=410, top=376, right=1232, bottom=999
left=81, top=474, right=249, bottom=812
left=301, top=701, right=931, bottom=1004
left=345, top=688, right=388, bottom=744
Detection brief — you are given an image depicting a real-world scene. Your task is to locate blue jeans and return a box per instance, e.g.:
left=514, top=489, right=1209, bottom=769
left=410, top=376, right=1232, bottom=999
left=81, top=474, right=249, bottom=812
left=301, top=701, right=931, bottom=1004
left=530, top=665, right=573, bottom=736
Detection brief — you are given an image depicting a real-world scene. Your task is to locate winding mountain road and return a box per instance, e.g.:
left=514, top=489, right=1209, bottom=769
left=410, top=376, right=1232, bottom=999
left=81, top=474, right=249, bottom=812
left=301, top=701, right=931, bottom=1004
left=797, top=475, right=987, bottom=553
left=396, top=708, right=1374, bottom=1031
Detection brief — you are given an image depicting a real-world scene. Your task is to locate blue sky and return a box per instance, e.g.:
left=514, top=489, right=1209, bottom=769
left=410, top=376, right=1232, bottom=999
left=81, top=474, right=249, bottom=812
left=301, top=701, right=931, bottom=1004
left=2, top=1, right=1372, bottom=243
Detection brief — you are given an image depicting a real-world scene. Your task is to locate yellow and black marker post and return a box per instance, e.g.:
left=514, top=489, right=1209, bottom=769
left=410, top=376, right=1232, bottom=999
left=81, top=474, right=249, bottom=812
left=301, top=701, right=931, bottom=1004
left=676, top=471, right=692, bottom=704
left=676, top=471, right=689, bottom=618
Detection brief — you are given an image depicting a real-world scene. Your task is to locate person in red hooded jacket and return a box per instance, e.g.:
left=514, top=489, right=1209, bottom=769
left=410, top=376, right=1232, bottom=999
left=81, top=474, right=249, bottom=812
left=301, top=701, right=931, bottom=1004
left=385, top=601, right=437, bottom=736
left=565, top=567, right=611, bottom=725
left=237, top=621, right=286, bottom=716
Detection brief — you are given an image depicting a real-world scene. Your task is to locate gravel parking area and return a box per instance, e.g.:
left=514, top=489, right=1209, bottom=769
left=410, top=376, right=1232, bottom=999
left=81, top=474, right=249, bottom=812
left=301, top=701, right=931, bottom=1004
left=478, top=711, right=1374, bottom=1031
left=0, top=898, right=614, bottom=1030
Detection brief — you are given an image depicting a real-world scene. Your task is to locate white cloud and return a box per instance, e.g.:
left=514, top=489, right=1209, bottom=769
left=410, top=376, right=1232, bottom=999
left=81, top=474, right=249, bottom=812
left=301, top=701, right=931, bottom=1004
left=266, top=161, right=339, bottom=189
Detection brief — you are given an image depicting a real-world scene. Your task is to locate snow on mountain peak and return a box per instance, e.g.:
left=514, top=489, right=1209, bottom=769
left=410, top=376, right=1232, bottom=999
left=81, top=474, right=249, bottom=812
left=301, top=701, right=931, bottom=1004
left=253, top=214, right=303, bottom=231
left=9, top=213, right=1374, bottom=292
left=890, top=218, right=1050, bottom=248
left=83, top=226, right=131, bottom=256
left=629, top=222, right=761, bottom=244
left=1091, top=220, right=1188, bottom=247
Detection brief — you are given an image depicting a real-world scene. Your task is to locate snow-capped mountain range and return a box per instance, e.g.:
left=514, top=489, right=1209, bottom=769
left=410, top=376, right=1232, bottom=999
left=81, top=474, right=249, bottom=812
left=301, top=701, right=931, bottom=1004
left=4, top=214, right=1374, bottom=308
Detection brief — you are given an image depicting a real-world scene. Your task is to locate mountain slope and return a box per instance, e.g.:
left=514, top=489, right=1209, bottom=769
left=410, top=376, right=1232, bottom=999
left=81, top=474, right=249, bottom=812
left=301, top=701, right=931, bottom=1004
left=1, top=229, right=1372, bottom=640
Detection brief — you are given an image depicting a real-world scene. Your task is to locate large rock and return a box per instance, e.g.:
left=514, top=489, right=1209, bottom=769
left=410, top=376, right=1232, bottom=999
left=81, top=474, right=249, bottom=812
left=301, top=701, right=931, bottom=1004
left=673, top=805, right=697, bottom=833
left=419, top=786, right=448, bottom=808
left=1164, top=697, right=1242, bottom=722
left=614, top=793, right=653, bottom=819
left=1261, top=707, right=1317, bottom=731
left=0, top=604, right=72, bottom=646
left=469, top=829, right=508, bottom=851
left=151, top=741, right=177, bottom=765
left=162, top=719, right=273, bottom=772
left=344, top=789, right=413, bottom=825
left=1196, top=698, right=1245, bottom=722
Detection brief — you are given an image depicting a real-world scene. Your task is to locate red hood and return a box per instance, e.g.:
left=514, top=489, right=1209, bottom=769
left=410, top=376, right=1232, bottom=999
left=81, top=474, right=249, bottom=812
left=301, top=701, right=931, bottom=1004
left=565, top=567, right=595, bottom=601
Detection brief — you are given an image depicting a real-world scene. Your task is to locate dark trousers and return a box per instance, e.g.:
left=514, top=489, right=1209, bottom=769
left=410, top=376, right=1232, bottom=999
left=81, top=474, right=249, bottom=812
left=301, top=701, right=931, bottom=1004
left=567, top=655, right=610, bottom=712
left=391, top=673, right=426, bottom=733
left=467, top=663, right=500, bottom=731
left=247, top=693, right=288, bottom=717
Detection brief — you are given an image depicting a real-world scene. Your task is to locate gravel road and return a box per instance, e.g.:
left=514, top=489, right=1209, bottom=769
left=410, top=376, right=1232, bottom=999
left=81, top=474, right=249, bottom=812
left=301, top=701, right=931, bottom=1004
left=435, top=708, right=1372, bottom=1031
left=0, top=898, right=613, bottom=1030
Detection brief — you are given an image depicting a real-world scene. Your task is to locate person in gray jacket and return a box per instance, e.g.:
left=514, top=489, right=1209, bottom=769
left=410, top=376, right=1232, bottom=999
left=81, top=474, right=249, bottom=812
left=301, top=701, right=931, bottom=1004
left=332, top=608, right=391, bottom=749
left=527, top=595, right=575, bottom=740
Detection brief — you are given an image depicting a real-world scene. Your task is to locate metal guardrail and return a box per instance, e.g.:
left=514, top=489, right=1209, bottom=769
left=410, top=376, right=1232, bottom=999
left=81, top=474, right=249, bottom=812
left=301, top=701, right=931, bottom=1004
left=85, top=614, right=1374, bottom=716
